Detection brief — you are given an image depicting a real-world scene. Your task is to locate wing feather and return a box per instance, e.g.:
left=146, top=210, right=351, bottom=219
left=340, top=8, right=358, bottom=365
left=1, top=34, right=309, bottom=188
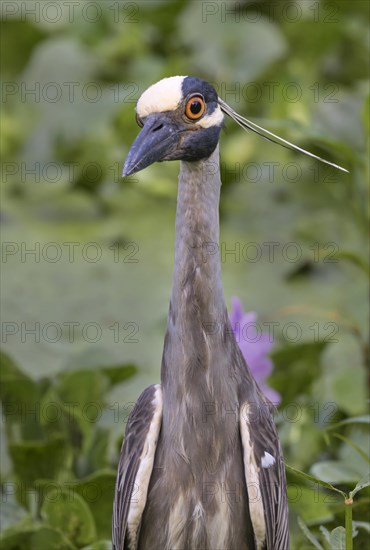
left=112, top=384, right=162, bottom=550
left=240, top=398, right=289, bottom=550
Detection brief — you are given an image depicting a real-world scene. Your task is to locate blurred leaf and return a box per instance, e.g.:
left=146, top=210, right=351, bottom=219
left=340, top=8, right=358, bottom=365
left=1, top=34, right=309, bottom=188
left=0, top=498, right=28, bottom=531
left=0, top=350, right=42, bottom=440
left=326, top=415, right=370, bottom=430
left=41, top=489, right=96, bottom=547
left=332, top=433, right=370, bottom=464
left=9, top=436, right=71, bottom=490
left=310, top=461, right=364, bottom=485
left=56, top=370, right=109, bottom=406
left=38, top=387, right=82, bottom=448
left=278, top=415, right=323, bottom=472
left=313, top=335, right=367, bottom=416
left=352, top=521, right=370, bottom=534
left=286, top=463, right=346, bottom=497
left=0, top=520, right=77, bottom=550
left=61, top=349, right=135, bottom=373
left=270, top=342, right=326, bottom=404
left=54, top=370, right=110, bottom=454
left=350, top=474, right=370, bottom=499
left=312, top=93, right=365, bottom=150
left=336, top=251, right=370, bottom=275
left=0, top=20, right=46, bottom=77
left=297, top=517, right=324, bottom=550
left=338, top=427, right=369, bottom=478
left=84, top=428, right=110, bottom=475
left=81, top=542, right=112, bottom=550
left=65, top=470, right=116, bottom=539
left=178, top=4, right=287, bottom=82
left=363, top=94, right=370, bottom=139
left=102, top=364, right=137, bottom=386
left=21, top=37, right=118, bottom=158
left=0, top=110, right=24, bottom=157
left=319, top=525, right=331, bottom=545
left=327, top=526, right=346, bottom=549
left=288, top=485, right=334, bottom=525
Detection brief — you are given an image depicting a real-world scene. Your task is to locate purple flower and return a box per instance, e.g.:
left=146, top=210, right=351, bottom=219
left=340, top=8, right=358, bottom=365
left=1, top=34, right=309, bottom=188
left=229, top=296, right=281, bottom=405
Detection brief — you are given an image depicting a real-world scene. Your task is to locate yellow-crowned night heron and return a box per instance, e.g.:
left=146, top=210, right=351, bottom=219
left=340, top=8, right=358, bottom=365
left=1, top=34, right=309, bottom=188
left=112, top=76, right=347, bottom=550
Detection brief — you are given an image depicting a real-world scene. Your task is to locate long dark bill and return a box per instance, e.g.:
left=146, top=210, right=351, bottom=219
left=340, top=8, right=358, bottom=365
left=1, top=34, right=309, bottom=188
left=218, top=97, right=349, bottom=173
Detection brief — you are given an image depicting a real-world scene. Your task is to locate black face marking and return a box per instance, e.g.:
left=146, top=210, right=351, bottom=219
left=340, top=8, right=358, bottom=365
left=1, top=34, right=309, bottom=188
left=167, top=125, right=221, bottom=162
left=181, top=77, right=218, bottom=103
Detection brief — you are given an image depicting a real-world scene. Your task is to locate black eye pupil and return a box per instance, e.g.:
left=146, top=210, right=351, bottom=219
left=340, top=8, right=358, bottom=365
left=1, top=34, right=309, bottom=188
left=190, top=101, right=202, bottom=114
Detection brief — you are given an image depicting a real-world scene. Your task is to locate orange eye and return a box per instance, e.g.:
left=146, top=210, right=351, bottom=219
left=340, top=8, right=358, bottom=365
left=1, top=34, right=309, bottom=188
left=185, top=96, right=206, bottom=120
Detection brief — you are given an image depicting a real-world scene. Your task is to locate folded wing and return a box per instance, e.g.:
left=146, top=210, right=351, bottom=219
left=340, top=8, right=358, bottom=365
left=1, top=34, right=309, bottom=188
left=112, top=384, right=163, bottom=550
left=240, top=399, right=289, bottom=550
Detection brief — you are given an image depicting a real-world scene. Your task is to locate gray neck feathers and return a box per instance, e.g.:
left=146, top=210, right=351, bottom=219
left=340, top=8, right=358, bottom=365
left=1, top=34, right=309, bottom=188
left=161, top=144, right=229, bottom=395
left=161, top=144, right=239, bottom=432
left=170, top=144, right=225, bottom=324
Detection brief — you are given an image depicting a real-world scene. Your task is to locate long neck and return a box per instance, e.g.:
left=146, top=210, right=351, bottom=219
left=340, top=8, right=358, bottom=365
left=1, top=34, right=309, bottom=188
left=170, top=144, right=225, bottom=324
left=161, top=145, right=229, bottom=394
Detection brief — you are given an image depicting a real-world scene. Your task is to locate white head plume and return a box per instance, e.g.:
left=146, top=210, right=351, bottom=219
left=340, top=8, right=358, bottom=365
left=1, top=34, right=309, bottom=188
left=218, top=97, right=349, bottom=173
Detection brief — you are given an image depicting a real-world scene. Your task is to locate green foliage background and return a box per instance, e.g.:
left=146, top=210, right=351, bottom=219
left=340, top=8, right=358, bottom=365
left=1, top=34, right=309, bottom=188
left=0, top=1, right=369, bottom=548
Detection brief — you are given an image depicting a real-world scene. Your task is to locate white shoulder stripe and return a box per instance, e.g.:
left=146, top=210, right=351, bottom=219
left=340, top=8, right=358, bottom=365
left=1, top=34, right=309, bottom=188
left=239, top=405, right=266, bottom=550
left=127, top=384, right=163, bottom=546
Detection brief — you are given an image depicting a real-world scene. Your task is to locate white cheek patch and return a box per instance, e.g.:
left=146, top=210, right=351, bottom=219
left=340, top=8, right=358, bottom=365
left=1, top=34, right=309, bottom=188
left=196, top=105, right=224, bottom=128
left=261, top=451, right=276, bottom=469
left=136, top=75, right=187, bottom=118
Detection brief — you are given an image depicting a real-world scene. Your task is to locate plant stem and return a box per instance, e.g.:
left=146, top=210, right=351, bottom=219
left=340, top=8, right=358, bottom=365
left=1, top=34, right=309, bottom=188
left=345, top=497, right=353, bottom=550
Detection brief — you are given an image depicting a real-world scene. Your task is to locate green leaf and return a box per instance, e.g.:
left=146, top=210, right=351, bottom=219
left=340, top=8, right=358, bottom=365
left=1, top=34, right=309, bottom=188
left=84, top=428, right=110, bottom=475
left=350, top=474, right=370, bottom=498
left=285, top=463, right=346, bottom=497
left=363, top=94, right=370, bottom=138
left=38, top=388, right=82, bottom=445
left=0, top=498, right=28, bottom=532
left=41, top=489, right=96, bottom=547
left=64, top=470, right=116, bottom=539
left=314, top=336, right=367, bottom=416
left=288, top=485, right=333, bottom=525
left=56, top=370, right=109, bottom=408
left=332, top=433, right=370, bottom=464
left=9, top=436, right=71, bottom=491
left=55, top=370, right=110, bottom=452
left=0, top=520, right=77, bottom=550
left=328, top=526, right=346, bottom=550
left=336, top=251, right=370, bottom=275
left=102, top=364, right=137, bottom=386
left=81, top=542, right=112, bottom=550
left=270, top=342, right=326, bottom=405
left=297, top=517, right=324, bottom=550
left=178, top=2, right=288, bottom=82
left=319, top=525, right=331, bottom=545
left=0, top=350, right=43, bottom=440
left=310, top=460, right=364, bottom=485
left=326, top=416, right=370, bottom=430
left=352, top=521, right=370, bottom=534
left=0, top=20, right=46, bottom=79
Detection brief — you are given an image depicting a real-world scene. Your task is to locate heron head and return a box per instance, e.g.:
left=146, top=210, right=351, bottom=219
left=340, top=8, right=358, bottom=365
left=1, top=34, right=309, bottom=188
left=123, top=76, right=348, bottom=177
left=122, top=76, right=224, bottom=177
